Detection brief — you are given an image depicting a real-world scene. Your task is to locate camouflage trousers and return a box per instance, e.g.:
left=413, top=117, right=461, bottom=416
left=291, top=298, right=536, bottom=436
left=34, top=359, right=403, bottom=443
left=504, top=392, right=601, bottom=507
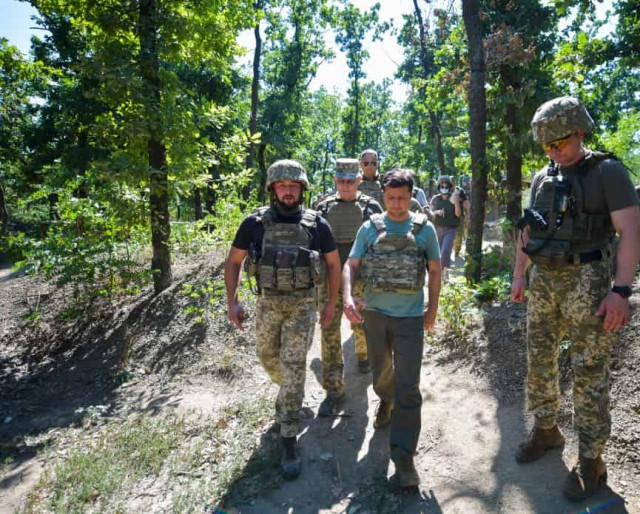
left=526, top=259, right=616, bottom=459
left=453, top=217, right=468, bottom=256
left=319, top=280, right=368, bottom=397
left=256, top=292, right=317, bottom=438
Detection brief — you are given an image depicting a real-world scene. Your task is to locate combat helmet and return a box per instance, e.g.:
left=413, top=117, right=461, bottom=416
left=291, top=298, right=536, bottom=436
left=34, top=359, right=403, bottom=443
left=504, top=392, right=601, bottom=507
left=265, top=159, right=310, bottom=190
left=531, top=96, right=595, bottom=143
left=438, top=175, right=453, bottom=186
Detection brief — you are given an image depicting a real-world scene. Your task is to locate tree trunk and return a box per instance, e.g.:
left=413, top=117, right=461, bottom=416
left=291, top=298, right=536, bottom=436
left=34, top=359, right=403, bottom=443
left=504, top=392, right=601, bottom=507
left=243, top=2, right=263, bottom=200
left=194, top=186, right=203, bottom=220
left=0, top=183, right=8, bottom=235
left=257, top=142, right=268, bottom=204
left=49, top=193, right=60, bottom=221
left=462, top=0, right=488, bottom=283
left=504, top=102, right=522, bottom=265
left=429, top=109, right=447, bottom=175
left=139, top=0, right=172, bottom=293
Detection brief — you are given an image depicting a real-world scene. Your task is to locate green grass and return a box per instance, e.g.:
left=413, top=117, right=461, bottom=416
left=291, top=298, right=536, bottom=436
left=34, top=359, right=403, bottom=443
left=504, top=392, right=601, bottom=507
left=21, top=396, right=274, bottom=514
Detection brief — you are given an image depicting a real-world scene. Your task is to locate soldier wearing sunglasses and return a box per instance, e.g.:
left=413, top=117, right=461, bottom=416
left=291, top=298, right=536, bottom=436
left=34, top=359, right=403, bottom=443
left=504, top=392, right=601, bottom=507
left=358, top=149, right=425, bottom=215
left=511, top=96, right=640, bottom=501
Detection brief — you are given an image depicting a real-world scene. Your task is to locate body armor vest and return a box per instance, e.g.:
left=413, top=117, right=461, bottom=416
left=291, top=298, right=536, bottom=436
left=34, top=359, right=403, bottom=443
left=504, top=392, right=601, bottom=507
left=359, top=178, right=383, bottom=205
left=361, top=213, right=428, bottom=294
left=249, top=207, right=320, bottom=294
left=318, top=193, right=373, bottom=244
left=525, top=153, right=615, bottom=265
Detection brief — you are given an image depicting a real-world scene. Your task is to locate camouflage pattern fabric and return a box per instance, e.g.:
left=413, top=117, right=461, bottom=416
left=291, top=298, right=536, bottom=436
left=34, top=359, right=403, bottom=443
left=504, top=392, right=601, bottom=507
left=453, top=216, right=468, bottom=255
left=526, top=259, right=615, bottom=459
left=352, top=279, right=368, bottom=361
left=531, top=96, right=595, bottom=143
left=362, top=213, right=428, bottom=293
left=256, top=293, right=317, bottom=438
left=359, top=178, right=383, bottom=205
left=265, top=159, right=310, bottom=190
left=318, top=279, right=368, bottom=397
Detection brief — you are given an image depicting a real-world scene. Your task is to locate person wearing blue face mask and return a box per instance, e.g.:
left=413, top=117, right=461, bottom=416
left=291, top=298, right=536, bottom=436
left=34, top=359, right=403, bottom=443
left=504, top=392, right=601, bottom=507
left=430, top=176, right=461, bottom=281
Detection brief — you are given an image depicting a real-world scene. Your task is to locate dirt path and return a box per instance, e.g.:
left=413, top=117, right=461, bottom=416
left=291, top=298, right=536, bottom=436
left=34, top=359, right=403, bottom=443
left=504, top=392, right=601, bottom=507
left=223, top=313, right=638, bottom=514
left=1, top=254, right=638, bottom=513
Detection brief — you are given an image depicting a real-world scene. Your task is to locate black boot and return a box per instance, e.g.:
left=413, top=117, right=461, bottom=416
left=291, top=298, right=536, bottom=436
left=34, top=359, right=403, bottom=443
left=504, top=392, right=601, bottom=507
left=281, top=436, right=301, bottom=480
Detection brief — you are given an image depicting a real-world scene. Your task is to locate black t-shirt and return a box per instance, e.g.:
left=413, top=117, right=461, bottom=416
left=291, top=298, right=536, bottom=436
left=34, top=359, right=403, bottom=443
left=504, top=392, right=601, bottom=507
left=231, top=205, right=337, bottom=255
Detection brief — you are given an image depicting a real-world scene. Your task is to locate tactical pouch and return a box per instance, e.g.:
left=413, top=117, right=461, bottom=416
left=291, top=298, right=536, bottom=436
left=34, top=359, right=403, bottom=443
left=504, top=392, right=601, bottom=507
left=527, top=239, right=572, bottom=268
left=259, top=247, right=277, bottom=289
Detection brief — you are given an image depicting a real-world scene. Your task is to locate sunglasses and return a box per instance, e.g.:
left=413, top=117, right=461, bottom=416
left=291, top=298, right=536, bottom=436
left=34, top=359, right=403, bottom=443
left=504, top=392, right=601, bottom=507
left=542, top=134, right=573, bottom=152
left=361, top=161, right=378, bottom=166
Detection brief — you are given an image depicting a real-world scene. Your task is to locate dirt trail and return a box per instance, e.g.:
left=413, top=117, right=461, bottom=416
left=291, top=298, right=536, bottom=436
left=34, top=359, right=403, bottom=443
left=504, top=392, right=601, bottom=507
left=221, top=313, right=637, bottom=514
left=1, top=254, right=638, bottom=513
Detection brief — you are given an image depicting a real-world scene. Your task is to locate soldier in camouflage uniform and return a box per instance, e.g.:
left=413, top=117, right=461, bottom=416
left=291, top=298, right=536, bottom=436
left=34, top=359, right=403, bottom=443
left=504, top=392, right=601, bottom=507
left=315, top=159, right=383, bottom=416
left=511, top=97, right=640, bottom=501
left=358, top=149, right=425, bottom=215
left=225, top=160, right=342, bottom=480
left=344, top=169, right=442, bottom=488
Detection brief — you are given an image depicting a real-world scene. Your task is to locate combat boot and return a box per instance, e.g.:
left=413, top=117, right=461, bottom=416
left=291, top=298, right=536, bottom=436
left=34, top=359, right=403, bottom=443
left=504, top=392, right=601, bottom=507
left=563, top=455, right=607, bottom=502
left=281, top=436, right=301, bottom=480
left=318, top=392, right=345, bottom=417
left=391, top=448, right=420, bottom=488
left=515, top=425, right=565, bottom=463
left=357, top=358, right=371, bottom=374
left=373, top=400, right=393, bottom=428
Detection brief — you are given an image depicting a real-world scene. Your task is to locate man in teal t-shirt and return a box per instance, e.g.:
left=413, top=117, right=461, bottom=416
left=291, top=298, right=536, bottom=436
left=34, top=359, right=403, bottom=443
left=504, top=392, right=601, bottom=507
left=343, top=168, right=441, bottom=488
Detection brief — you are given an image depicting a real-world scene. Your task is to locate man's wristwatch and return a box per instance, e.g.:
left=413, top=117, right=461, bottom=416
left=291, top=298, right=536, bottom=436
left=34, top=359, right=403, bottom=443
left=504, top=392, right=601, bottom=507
left=611, top=285, right=632, bottom=298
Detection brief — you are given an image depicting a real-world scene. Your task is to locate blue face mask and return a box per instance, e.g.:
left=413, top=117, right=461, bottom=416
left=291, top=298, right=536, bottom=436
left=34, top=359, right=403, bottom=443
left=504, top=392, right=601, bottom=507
left=439, top=187, right=450, bottom=195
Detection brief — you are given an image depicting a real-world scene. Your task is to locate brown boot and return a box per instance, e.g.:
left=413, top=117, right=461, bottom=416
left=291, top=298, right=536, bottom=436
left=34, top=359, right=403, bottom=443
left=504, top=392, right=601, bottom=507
left=373, top=400, right=393, bottom=428
left=393, top=454, right=420, bottom=488
left=563, top=456, right=607, bottom=502
left=515, top=425, right=565, bottom=463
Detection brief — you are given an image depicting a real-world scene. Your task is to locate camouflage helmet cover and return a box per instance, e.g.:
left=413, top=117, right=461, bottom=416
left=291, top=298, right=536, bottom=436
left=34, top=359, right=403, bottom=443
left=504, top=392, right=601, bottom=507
left=335, top=158, right=361, bottom=179
left=265, top=159, right=310, bottom=190
left=531, top=96, right=595, bottom=143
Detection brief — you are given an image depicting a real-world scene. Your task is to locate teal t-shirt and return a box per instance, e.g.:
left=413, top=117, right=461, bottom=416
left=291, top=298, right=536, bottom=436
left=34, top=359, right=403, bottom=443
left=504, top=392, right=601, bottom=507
left=349, top=213, right=440, bottom=318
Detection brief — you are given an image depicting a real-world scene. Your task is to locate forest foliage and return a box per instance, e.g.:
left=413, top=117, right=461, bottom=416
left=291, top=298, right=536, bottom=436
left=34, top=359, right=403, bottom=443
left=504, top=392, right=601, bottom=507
left=1, top=0, right=638, bottom=295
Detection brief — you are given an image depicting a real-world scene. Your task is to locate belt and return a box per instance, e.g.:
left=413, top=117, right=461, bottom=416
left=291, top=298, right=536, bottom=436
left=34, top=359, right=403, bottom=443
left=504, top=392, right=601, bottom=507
left=567, top=249, right=605, bottom=264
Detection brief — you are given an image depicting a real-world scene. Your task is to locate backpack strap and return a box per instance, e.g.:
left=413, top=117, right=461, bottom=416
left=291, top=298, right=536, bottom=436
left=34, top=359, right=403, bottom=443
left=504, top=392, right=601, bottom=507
left=300, top=209, right=319, bottom=229
left=254, top=206, right=273, bottom=226
left=411, top=212, right=428, bottom=235
left=369, top=213, right=386, bottom=235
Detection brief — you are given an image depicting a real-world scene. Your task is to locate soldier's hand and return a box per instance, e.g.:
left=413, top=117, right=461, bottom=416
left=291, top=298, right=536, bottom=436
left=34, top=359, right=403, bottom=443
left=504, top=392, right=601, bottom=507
left=510, top=277, right=527, bottom=303
left=228, top=303, right=246, bottom=331
left=343, top=296, right=363, bottom=324
left=596, top=292, right=629, bottom=332
left=320, top=302, right=336, bottom=329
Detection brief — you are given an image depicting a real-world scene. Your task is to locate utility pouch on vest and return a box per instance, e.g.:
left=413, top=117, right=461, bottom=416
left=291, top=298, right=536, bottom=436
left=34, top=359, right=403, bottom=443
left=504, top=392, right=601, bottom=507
left=526, top=239, right=572, bottom=268
left=258, top=246, right=277, bottom=289
left=243, top=242, right=261, bottom=294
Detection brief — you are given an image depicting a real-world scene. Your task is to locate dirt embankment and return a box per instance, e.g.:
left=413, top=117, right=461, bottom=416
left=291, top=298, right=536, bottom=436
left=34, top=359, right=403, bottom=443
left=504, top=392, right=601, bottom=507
left=0, top=254, right=639, bottom=513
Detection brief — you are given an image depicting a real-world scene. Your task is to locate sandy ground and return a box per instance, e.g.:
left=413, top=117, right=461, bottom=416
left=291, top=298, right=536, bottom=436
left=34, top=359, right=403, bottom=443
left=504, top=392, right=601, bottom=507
left=224, top=314, right=638, bottom=514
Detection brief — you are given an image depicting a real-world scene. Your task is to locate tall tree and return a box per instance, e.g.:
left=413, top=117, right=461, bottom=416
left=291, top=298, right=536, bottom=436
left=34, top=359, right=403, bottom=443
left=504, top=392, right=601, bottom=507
left=27, top=0, right=254, bottom=291
left=334, top=2, right=386, bottom=155
left=257, top=0, right=332, bottom=199
left=462, top=0, right=488, bottom=283
left=138, top=0, right=172, bottom=292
